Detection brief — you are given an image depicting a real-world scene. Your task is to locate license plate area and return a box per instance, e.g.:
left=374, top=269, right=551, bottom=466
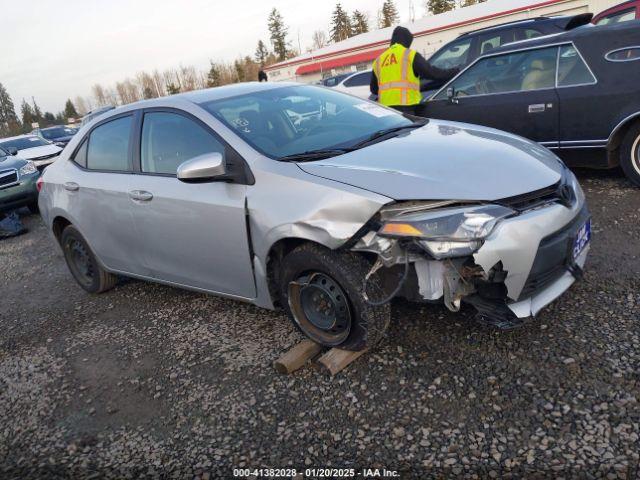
left=573, top=218, right=591, bottom=260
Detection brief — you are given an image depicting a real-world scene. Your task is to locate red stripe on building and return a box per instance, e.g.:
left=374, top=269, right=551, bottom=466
left=265, top=0, right=568, bottom=72
left=295, top=48, right=387, bottom=75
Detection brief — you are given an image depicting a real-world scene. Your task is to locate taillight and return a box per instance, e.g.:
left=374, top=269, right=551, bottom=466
left=36, top=177, right=44, bottom=192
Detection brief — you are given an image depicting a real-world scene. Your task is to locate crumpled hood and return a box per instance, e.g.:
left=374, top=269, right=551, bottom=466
left=297, top=120, right=563, bottom=201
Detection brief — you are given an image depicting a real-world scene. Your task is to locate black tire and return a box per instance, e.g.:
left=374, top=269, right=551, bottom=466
left=60, top=225, right=117, bottom=294
left=620, top=122, right=640, bottom=187
left=278, top=243, right=391, bottom=351
left=27, top=202, right=39, bottom=214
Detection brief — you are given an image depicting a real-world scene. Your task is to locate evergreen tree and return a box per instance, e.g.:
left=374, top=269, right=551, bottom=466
left=268, top=8, right=290, bottom=61
left=166, top=83, right=180, bottom=95
left=351, top=10, right=369, bottom=35
left=64, top=99, right=78, bottom=119
left=21, top=99, right=36, bottom=129
left=255, top=40, right=269, bottom=66
left=43, top=112, right=56, bottom=126
left=0, top=82, right=21, bottom=135
left=31, top=97, right=43, bottom=124
left=379, top=0, right=400, bottom=28
left=330, top=3, right=353, bottom=43
left=426, top=0, right=456, bottom=15
left=207, top=62, right=222, bottom=87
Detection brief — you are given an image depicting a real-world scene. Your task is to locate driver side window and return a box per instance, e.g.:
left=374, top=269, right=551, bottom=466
left=141, top=112, right=225, bottom=175
left=435, top=46, right=559, bottom=98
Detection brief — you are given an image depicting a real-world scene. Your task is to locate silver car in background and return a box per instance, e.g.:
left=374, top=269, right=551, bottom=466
left=39, top=82, right=590, bottom=350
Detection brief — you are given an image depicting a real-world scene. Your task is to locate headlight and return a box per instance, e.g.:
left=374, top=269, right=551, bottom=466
left=19, top=161, right=38, bottom=176
left=379, top=204, right=515, bottom=258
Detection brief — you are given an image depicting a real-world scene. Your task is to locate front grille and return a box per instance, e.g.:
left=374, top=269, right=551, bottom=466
left=0, top=169, right=18, bottom=189
left=497, top=165, right=576, bottom=213
left=520, top=205, right=590, bottom=299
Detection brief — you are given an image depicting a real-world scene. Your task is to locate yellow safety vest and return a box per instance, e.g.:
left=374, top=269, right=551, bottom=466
left=372, top=44, right=421, bottom=107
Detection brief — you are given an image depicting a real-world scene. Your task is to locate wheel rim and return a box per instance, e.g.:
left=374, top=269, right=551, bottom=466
left=65, top=238, right=94, bottom=286
left=288, top=272, right=352, bottom=345
left=633, top=134, right=640, bottom=176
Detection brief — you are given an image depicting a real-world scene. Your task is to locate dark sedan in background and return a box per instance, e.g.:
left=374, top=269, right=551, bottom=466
left=423, top=21, right=640, bottom=186
left=33, top=125, right=79, bottom=147
left=421, top=13, right=593, bottom=95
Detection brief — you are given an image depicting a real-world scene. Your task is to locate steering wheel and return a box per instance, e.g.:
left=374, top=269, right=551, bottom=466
left=474, top=76, right=495, bottom=95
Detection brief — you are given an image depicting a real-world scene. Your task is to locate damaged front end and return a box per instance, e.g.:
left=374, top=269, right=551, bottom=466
left=351, top=180, right=590, bottom=328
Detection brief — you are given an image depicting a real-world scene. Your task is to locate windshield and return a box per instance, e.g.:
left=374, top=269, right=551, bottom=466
left=0, top=136, right=51, bottom=150
left=199, top=85, right=412, bottom=159
left=41, top=126, right=77, bottom=139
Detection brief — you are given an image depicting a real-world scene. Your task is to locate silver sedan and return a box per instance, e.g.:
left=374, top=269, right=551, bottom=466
left=39, top=82, right=590, bottom=350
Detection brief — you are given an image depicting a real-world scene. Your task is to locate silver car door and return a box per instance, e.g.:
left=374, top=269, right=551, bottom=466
left=128, top=109, right=255, bottom=298
left=67, top=114, right=149, bottom=275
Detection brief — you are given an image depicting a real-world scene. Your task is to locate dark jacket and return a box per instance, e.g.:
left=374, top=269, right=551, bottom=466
left=370, top=26, right=458, bottom=96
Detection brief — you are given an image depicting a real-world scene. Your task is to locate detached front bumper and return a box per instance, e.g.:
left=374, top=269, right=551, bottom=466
left=353, top=191, right=590, bottom=328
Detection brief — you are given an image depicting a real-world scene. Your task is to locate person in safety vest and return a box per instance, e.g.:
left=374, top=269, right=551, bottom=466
left=371, top=26, right=458, bottom=115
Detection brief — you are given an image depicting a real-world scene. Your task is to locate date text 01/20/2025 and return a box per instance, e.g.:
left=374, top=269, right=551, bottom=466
left=232, top=468, right=400, bottom=477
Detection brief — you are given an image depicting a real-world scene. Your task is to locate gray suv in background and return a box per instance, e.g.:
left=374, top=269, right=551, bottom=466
left=39, top=83, right=590, bottom=350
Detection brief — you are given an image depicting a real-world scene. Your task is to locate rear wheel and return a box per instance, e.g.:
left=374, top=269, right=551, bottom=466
left=61, top=225, right=117, bottom=293
left=620, top=122, right=640, bottom=187
left=278, top=243, right=390, bottom=351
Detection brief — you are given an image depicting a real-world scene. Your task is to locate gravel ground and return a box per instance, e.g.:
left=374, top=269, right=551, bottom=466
left=1, top=169, right=639, bottom=479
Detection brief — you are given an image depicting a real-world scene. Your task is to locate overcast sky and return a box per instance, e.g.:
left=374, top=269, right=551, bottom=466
left=0, top=0, right=427, bottom=113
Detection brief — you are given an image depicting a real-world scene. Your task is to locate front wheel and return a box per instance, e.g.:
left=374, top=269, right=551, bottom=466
left=60, top=225, right=118, bottom=294
left=278, top=243, right=390, bottom=351
left=620, top=122, right=640, bottom=187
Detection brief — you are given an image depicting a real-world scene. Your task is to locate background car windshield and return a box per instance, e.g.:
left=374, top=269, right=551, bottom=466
left=0, top=136, right=51, bottom=150
left=41, top=126, right=77, bottom=139
left=429, top=37, right=473, bottom=70
left=200, top=85, right=411, bottom=158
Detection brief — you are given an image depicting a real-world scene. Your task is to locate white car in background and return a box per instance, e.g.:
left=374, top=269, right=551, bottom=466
left=330, top=70, right=373, bottom=99
left=0, top=134, right=62, bottom=170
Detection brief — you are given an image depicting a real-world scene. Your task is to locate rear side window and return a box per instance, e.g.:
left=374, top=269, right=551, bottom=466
left=595, top=8, right=636, bottom=25
left=87, top=116, right=132, bottom=171
left=344, top=72, right=371, bottom=87
left=606, top=47, right=640, bottom=62
left=141, top=112, right=225, bottom=175
left=557, top=45, right=596, bottom=86
left=73, top=139, right=88, bottom=168
left=517, top=28, right=544, bottom=40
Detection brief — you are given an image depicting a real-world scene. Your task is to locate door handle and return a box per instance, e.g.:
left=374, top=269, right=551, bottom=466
left=129, top=190, right=153, bottom=202
left=64, top=182, right=79, bottom=192
left=528, top=104, right=546, bottom=113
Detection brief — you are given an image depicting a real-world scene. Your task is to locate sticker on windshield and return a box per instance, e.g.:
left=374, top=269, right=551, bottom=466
left=354, top=103, right=396, bottom=118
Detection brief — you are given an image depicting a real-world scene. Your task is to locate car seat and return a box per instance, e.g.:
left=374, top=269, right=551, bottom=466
left=521, top=57, right=556, bottom=91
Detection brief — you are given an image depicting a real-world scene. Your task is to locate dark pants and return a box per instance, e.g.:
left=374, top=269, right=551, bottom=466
left=389, top=104, right=427, bottom=118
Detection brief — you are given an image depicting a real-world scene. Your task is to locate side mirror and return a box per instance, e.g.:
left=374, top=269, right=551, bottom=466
left=177, top=152, right=226, bottom=182
left=446, top=87, right=459, bottom=104
left=8, top=147, right=18, bottom=156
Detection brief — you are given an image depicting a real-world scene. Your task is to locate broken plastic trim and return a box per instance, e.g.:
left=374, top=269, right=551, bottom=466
left=362, top=251, right=410, bottom=306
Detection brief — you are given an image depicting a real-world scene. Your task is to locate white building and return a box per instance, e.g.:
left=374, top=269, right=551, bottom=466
left=265, top=0, right=620, bottom=83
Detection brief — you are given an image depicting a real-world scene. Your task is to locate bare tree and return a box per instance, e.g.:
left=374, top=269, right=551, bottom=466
left=311, top=31, right=328, bottom=50
left=73, top=96, right=88, bottom=116
left=92, top=84, right=107, bottom=106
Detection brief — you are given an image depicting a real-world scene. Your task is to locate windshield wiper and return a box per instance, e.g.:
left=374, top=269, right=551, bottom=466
left=278, top=148, right=351, bottom=162
left=348, top=120, right=428, bottom=150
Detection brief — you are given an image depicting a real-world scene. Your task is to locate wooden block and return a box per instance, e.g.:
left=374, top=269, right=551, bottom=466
left=317, top=348, right=367, bottom=376
left=273, top=340, right=322, bottom=374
